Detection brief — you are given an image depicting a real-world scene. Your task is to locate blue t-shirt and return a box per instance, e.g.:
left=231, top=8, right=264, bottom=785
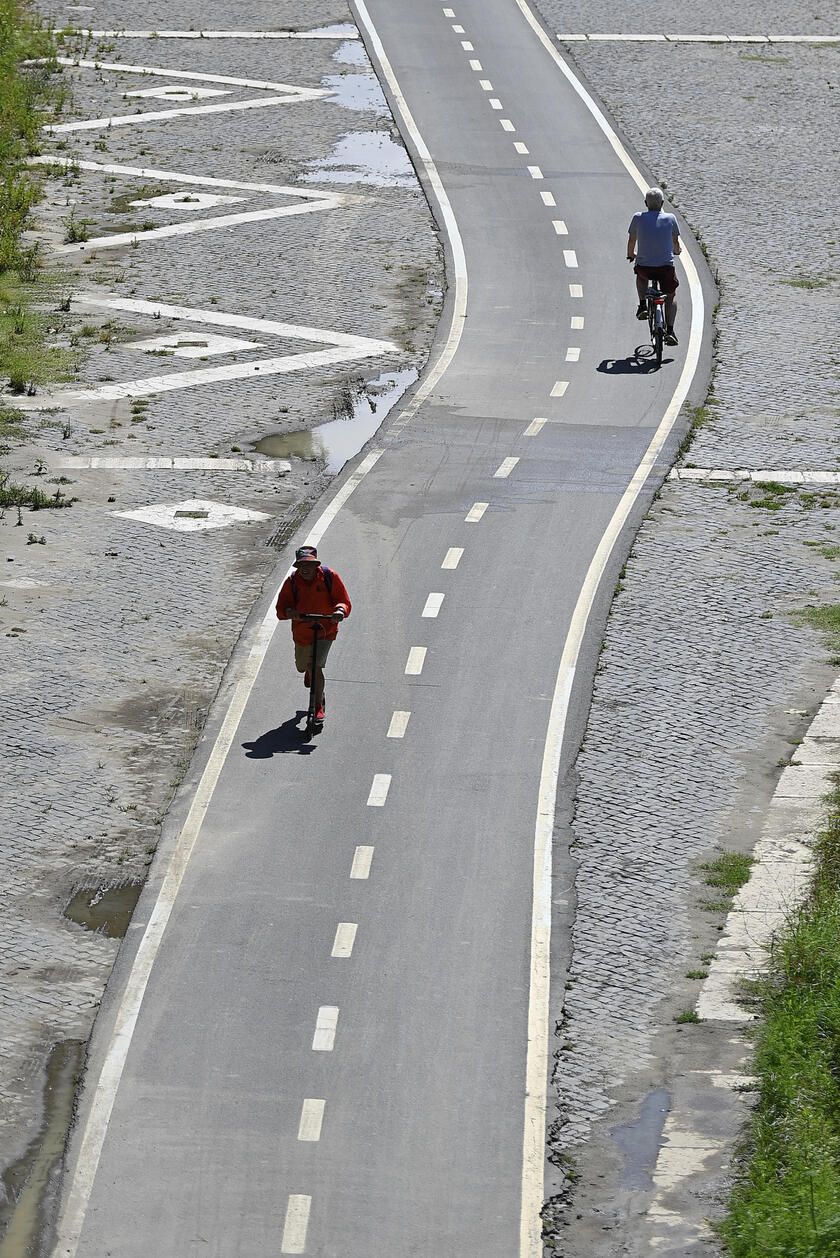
left=630, top=209, right=679, bottom=267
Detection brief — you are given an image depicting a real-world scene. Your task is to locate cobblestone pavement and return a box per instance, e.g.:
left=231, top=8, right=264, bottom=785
left=0, top=0, right=442, bottom=1194
left=529, top=0, right=840, bottom=1250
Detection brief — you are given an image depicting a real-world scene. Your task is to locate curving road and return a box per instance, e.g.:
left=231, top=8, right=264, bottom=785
left=53, top=2, right=706, bottom=1255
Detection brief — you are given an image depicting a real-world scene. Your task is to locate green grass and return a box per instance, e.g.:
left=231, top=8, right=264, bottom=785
left=792, top=603, right=840, bottom=660
left=717, top=780, right=840, bottom=1257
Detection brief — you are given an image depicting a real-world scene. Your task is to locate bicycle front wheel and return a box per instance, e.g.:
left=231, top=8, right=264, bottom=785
left=654, top=323, right=663, bottom=368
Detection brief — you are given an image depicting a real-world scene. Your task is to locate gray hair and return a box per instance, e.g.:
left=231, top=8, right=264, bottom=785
left=645, top=187, right=664, bottom=209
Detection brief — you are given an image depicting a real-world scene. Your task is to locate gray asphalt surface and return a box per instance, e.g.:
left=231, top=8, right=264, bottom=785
left=59, top=2, right=706, bottom=1253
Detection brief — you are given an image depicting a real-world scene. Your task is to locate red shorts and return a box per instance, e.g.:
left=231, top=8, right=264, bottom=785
left=635, top=264, right=679, bottom=294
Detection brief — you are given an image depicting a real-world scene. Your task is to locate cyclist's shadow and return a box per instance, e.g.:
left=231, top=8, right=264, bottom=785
left=242, top=713, right=317, bottom=758
left=598, top=347, right=671, bottom=374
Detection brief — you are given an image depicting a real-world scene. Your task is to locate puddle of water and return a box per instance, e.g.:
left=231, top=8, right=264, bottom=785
left=299, top=130, right=415, bottom=187
left=0, top=1040, right=85, bottom=1258
left=255, top=367, right=417, bottom=474
left=63, top=882, right=143, bottom=938
left=610, top=1088, right=670, bottom=1190
left=322, top=72, right=388, bottom=115
left=333, top=39, right=369, bottom=67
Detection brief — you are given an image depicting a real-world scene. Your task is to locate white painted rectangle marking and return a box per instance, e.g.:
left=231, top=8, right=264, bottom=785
left=461, top=39, right=474, bottom=50
left=350, top=846, right=374, bottom=879
left=312, top=1006, right=339, bottom=1051
left=281, top=1195, right=311, bottom=1253
left=552, top=219, right=568, bottom=234
left=563, top=249, right=578, bottom=267
left=527, top=165, right=543, bottom=179
left=422, top=592, right=445, bottom=618
left=331, top=923, right=358, bottom=959
left=452, top=24, right=465, bottom=33
left=524, top=418, right=547, bottom=436
left=565, top=347, right=581, bottom=362
left=465, top=502, right=488, bottom=522
left=298, top=1099, right=326, bottom=1141
left=479, top=78, right=493, bottom=89
left=514, top=141, right=529, bottom=154
left=494, top=457, right=520, bottom=479
left=569, top=283, right=583, bottom=298
left=405, top=646, right=427, bottom=675
left=442, top=547, right=464, bottom=569
left=551, top=381, right=569, bottom=397
left=443, top=7, right=455, bottom=15
left=387, top=711, right=411, bottom=739
left=571, top=315, right=585, bottom=329
left=540, top=190, right=556, bottom=206
left=489, top=98, right=503, bottom=109
left=469, top=58, right=482, bottom=69
left=500, top=118, right=515, bottom=131
left=367, top=774, right=392, bottom=806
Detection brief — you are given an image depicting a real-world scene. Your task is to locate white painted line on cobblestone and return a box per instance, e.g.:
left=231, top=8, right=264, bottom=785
left=20, top=297, right=397, bottom=405
left=281, top=1195, right=312, bottom=1254
left=312, top=1004, right=339, bottom=1051
left=350, top=846, right=374, bottom=878
left=114, top=500, right=271, bottom=533
left=422, top=592, right=445, bottom=617
left=494, top=457, right=520, bottom=478
left=442, top=547, right=464, bottom=569
left=298, top=1099, right=326, bottom=1141
left=81, top=29, right=361, bottom=40
left=51, top=448, right=384, bottom=1258
left=512, top=7, right=705, bottom=1254
left=524, top=419, right=547, bottom=436
left=331, top=923, right=357, bottom=959
left=669, top=468, right=840, bottom=484
left=367, top=774, right=392, bottom=807
left=44, top=57, right=326, bottom=95
left=49, top=456, right=287, bottom=472
left=465, top=501, right=488, bottom=522
left=405, top=646, right=427, bottom=674
left=354, top=0, right=468, bottom=439
left=552, top=33, right=840, bottom=42
left=30, top=155, right=340, bottom=200
left=387, top=711, right=411, bottom=739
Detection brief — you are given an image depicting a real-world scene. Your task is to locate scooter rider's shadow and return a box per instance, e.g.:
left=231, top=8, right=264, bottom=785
left=242, top=714, right=317, bottom=758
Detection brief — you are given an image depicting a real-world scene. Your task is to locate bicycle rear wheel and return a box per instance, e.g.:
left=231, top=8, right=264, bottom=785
left=654, top=322, right=663, bottom=368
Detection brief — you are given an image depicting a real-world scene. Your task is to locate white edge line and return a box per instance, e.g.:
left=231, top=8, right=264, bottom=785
left=51, top=449, right=384, bottom=1258
left=513, top=3, right=704, bottom=1256
left=352, top=0, right=467, bottom=433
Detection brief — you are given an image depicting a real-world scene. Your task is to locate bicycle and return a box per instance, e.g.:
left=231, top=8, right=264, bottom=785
left=644, top=276, right=667, bottom=368
left=300, top=613, right=333, bottom=740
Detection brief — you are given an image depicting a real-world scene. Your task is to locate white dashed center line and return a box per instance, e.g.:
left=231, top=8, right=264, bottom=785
left=443, top=7, right=455, bottom=15
left=469, top=58, right=482, bottom=70
left=500, top=118, right=515, bottom=131
left=350, top=845, right=374, bottom=879
left=298, top=1099, right=326, bottom=1142
left=566, top=347, right=581, bottom=362
left=442, top=547, right=464, bottom=569
left=281, top=1195, right=311, bottom=1254
left=540, top=190, right=556, bottom=206
left=527, top=165, right=543, bottom=179
left=479, top=78, right=492, bottom=89
left=405, top=646, right=427, bottom=674
left=331, top=923, right=358, bottom=958
left=367, top=774, right=392, bottom=806
left=422, top=592, right=445, bottom=617
left=489, top=97, right=503, bottom=109
left=465, top=501, right=488, bottom=522
left=551, top=380, right=569, bottom=397
left=461, top=39, right=474, bottom=50
left=452, top=23, right=465, bottom=33
left=524, top=418, right=547, bottom=436
left=571, top=315, right=585, bottom=329
left=563, top=249, right=578, bottom=267
left=569, top=282, right=583, bottom=297
left=494, top=457, right=520, bottom=478
left=514, top=141, right=529, bottom=154
left=387, top=711, right=411, bottom=738
left=552, top=219, right=568, bottom=234
left=312, top=1006, right=339, bottom=1052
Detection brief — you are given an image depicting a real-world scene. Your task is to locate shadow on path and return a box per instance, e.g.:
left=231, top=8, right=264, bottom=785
left=597, top=347, right=674, bottom=374
left=242, top=713, right=317, bottom=758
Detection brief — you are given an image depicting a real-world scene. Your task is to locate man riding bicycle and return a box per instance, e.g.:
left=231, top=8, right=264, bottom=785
left=276, top=545, right=351, bottom=724
left=627, top=186, right=681, bottom=346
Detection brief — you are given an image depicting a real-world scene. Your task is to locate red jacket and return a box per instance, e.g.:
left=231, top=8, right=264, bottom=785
left=275, top=566, right=351, bottom=644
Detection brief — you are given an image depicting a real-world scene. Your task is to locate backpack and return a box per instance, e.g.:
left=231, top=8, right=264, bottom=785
left=290, top=565, right=333, bottom=605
